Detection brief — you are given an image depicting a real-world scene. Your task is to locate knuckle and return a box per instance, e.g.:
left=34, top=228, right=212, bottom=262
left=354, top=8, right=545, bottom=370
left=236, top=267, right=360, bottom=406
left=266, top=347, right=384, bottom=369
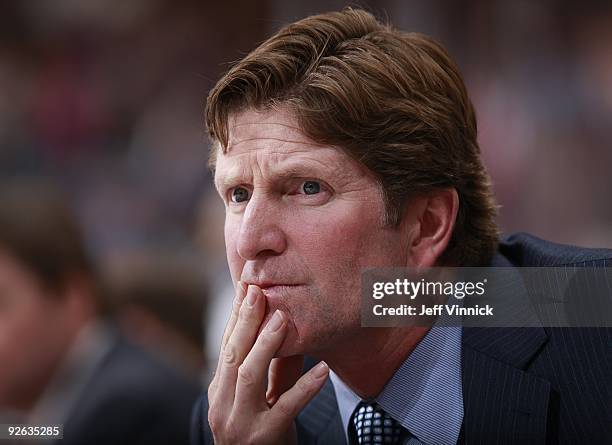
left=209, top=412, right=247, bottom=444
left=275, top=398, right=297, bottom=418
left=258, top=332, right=275, bottom=349
left=207, top=409, right=222, bottom=433
left=231, top=299, right=242, bottom=316
left=238, top=308, right=251, bottom=322
left=297, top=377, right=312, bottom=396
left=239, top=303, right=257, bottom=320
left=249, top=431, right=267, bottom=445
left=237, top=364, right=255, bottom=387
left=225, top=416, right=242, bottom=443
left=223, top=344, right=240, bottom=367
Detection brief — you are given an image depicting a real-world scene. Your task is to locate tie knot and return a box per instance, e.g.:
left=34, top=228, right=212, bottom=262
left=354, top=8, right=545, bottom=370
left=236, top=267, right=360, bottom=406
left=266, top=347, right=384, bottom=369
left=350, top=401, right=405, bottom=444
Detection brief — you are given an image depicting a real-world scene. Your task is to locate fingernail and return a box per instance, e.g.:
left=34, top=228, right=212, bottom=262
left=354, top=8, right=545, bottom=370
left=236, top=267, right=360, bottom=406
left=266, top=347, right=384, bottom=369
left=245, top=285, right=258, bottom=306
left=265, top=310, right=284, bottom=332
left=312, top=361, right=328, bottom=379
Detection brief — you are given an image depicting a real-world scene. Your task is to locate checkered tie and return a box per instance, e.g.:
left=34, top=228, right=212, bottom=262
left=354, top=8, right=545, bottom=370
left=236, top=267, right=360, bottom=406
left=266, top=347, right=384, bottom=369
left=349, top=401, right=406, bottom=444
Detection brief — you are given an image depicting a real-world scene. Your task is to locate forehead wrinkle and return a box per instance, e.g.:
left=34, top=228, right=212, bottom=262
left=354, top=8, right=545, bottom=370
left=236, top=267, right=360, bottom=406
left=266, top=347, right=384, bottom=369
left=254, top=147, right=341, bottom=183
left=228, top=136, right=318, bottom=152
left=230, top=120, right=304, bottom=133
left=227, top=116, right=326, bottom=152
left=215, top=144, right=352, bottom=192
left=221, top=109, right=364, bottom=189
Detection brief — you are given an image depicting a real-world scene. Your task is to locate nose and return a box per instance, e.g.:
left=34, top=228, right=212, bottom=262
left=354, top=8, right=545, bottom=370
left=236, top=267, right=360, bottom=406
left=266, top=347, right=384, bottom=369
left=236, top=193, right=287, bottom=260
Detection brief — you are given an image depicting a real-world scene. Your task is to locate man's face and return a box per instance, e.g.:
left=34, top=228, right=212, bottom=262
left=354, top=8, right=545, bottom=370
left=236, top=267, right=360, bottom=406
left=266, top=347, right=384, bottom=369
left=0, top=249, right=71, bottom=410
left=214, top=109, right=410, bottom=357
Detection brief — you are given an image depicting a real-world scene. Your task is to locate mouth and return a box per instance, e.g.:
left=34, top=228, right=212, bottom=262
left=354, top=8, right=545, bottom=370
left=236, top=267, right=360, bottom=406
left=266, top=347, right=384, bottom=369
left=249, top=283, right=304, bottom=299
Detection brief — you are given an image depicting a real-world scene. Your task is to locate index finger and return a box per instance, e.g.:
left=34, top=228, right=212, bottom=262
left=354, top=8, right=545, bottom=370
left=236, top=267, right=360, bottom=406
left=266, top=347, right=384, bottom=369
left=212, top=281, right=248, bottom=382
left=222, top=281, right=248, bottom=348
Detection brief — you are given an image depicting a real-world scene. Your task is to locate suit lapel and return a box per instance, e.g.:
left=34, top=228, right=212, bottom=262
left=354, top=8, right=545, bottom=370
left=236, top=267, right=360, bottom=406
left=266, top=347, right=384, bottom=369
left=461, top=326, right=551, bottom=445
left=297, top=376, right=345, bottom=445
left=298, top=251, right=554, bottom=445
left=297, top=330, right=552, bottom=445
left=457, top=251, right=554, bottom=444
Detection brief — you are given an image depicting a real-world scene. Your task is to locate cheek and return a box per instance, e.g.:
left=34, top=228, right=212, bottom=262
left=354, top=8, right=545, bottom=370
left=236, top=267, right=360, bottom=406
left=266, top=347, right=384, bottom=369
left=289, top=202, right=386, bottom=290
left=295, top=202, right=383, bottom=259
left=224, top=215, right=243, bottom=283
left=0, top=301, right=55, bottom=398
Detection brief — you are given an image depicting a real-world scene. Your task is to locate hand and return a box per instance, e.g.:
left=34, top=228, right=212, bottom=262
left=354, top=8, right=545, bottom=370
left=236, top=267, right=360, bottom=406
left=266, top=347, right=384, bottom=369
left=208, top=282, right=329, bottom=445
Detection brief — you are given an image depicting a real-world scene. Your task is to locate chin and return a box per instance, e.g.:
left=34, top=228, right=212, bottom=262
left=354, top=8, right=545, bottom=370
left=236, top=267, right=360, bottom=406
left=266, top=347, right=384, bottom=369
left=274, top=330, right=305, bottom=357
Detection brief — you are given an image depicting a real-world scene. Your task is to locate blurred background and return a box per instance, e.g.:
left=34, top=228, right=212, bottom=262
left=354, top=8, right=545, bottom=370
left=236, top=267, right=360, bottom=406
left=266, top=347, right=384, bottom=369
left=2, top=0, right=612, bottom=257
left=0, top=1, right=611, bottom=433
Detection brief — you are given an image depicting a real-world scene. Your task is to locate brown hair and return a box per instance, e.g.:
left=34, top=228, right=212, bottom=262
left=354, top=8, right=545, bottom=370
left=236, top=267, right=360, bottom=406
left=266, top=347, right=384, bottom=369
left=106, top=254, right=207, bottom=350
left=0, top=180, right=103, bottom=308
left=206, top=8, right=499, bottom=266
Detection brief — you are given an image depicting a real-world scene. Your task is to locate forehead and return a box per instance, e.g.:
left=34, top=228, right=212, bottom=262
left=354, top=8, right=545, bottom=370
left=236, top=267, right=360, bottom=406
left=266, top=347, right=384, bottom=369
left=226, top=108, right=314, bottom=151
left=213, top=108, right=364, bottom=184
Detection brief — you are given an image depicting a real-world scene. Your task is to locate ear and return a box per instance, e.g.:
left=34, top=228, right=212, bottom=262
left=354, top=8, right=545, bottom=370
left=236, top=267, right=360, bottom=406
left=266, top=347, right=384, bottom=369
left=401, top=188, right=459, bottom=268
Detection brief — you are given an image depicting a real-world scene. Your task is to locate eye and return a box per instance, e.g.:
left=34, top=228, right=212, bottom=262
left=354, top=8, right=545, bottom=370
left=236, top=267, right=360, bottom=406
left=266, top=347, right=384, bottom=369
left=230, top=187, right=251, bottom=203
left=301, top=181, right=321, bottom=195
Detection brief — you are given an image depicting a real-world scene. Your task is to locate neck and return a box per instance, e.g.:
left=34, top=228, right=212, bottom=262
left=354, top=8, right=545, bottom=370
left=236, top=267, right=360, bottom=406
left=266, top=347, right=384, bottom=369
left=321, top=326, right=430, bottom=399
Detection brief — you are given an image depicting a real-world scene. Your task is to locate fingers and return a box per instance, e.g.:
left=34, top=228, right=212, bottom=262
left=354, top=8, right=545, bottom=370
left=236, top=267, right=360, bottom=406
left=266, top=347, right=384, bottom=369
left=266, top=355, right=304, bottom=405
left=211, top=280, right=248, bottom=390
left=214, top=285, right=266, bottom=411
left=234, top=310, right=288, bottom=409
left=222, top=281, right=248, bottom=348
left=207, top=285, right=323, bottom=444
left=268, top=361, right=329, bottom=428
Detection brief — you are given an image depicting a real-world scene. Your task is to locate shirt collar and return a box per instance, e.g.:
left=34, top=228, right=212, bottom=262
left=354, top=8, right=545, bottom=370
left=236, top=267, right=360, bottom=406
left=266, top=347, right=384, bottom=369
left=330, top=324, right=463, bottom=445
left=329, top=370, right=361, bottom=443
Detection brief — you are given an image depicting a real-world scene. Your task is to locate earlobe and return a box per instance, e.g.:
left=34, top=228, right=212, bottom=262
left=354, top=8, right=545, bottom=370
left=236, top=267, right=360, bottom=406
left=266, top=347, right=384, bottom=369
left=404, top=188, right=459, bottom=267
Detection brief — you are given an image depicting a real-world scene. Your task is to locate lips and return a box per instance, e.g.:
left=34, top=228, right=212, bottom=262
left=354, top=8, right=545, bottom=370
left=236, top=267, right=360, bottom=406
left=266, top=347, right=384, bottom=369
left=242, top=278, right=302, bottom=289
left=255, top=282, right=299, bottom=289
left=250, top=283, right=303, bottom=299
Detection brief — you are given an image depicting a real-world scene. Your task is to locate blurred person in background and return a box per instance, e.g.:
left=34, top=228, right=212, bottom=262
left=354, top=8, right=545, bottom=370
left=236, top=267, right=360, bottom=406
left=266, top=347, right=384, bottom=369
left=104, top=252, right=208, bottom=385
left=0, top=180, right=199, bottom=445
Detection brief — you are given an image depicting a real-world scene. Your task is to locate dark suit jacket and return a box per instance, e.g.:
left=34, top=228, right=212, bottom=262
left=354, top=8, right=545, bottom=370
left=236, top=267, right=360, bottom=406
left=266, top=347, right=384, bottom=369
left=59, top=335, right=200, bottom=445
left=191, top=233, right=612, bottom=444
